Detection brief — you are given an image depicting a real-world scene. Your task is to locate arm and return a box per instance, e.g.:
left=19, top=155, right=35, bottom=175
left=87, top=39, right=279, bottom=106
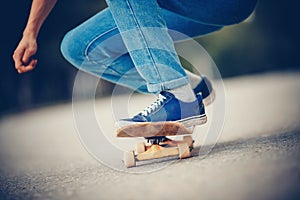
left=13, top=0, right=57, bottom=74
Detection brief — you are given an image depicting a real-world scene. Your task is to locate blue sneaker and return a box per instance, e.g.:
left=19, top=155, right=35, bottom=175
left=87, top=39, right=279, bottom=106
left=117, top=91, right=207, bottom=127
left=193, top=76, right=215, bottom=106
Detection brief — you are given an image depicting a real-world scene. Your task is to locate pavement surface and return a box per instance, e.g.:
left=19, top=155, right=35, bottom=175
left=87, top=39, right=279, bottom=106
left=0, top=72, right=300, bottom=200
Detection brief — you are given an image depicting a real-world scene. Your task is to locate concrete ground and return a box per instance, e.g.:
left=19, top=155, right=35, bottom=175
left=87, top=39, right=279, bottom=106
left=0, top=72, right=299, bottom=200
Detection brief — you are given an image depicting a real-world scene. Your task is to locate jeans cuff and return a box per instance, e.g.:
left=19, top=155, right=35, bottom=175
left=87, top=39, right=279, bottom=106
left=147, top=76, right=190, bottom=93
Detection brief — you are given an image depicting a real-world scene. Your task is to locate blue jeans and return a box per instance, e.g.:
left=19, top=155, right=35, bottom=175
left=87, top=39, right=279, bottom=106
left=61, top=0, right=257, bottom=93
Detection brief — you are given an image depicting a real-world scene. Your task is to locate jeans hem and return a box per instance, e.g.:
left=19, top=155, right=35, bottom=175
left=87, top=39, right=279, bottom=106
left=147, top=76, right=190, bottom=93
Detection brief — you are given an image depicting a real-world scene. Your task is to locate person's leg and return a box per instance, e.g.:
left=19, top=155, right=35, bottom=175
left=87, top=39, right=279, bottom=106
left=158, top=0, right=257, bottom=104
left=60, top=8, right=148, bottom=93
left=158, top=0, right=258, bottom=26
left=61, top=0, right=257, bottom=106
left=105, top=0, right=193, bottom=95
left=61, top=0, right=257, bottom=126
left=61, top=0, right=258, bottom=89
left=103, top=0, right=207, bottom=126
left=60, top=7, right=221, bottom=95
left=61, top=1, right=207, bottom=126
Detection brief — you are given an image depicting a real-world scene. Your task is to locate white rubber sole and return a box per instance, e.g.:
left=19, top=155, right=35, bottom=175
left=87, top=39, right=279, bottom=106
left=177, top=114, right=207, bottom=127
left=116, top=114, right=207, bottom=128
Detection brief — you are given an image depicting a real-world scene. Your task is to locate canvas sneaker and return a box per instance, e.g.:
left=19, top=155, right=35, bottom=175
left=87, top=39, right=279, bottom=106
left=117, top=91, right=207, bottom=127
left=193, top=76, right=215, bottom=106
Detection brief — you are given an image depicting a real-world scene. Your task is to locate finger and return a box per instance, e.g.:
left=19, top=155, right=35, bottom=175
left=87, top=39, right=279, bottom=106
left=17, top=59, right=37, bottom=74
left=22, top=47, right=36, bottom=64
left=18, top=66, right=34, bottom=74
left=13, top=48, right=25, bottom=69
left=25, top=59, right=37, bottom=71
left=23, top=59, right=37, bottom=72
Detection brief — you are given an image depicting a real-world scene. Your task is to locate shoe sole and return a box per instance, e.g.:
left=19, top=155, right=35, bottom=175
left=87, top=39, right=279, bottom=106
left=116, top=114, right=207, bottom=128
left=177, top=114, right=207, bottom=127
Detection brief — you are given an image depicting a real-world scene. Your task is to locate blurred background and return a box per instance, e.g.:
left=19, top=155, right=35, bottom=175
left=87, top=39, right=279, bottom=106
left=1, top=0, right=299, bottom=117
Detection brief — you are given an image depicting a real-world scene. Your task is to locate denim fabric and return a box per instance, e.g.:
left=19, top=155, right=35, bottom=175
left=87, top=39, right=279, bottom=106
left=61, top=0, right=257, bottom=93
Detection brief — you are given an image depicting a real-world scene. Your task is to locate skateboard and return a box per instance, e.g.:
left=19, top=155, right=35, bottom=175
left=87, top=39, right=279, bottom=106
left=116, top=121, right=195, bottom=168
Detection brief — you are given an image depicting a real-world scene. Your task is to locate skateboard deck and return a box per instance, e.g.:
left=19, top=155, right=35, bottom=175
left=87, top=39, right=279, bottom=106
left=116, top=122, right=195, bottom=168
left=116, top=121, right=193, bottom=138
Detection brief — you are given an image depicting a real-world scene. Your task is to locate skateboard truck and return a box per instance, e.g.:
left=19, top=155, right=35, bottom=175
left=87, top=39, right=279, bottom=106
left=116, top=122, right=196, bottom=168
left=123, top=135, right=194, bottom=168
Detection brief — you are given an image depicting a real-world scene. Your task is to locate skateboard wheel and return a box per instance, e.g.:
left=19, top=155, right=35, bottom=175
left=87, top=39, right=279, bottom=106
left=135, top=142, right=146, bottom=154
left=183, top=136, right=194, bottom=148
left=123, top=151, right=136, bottom=168
left=178, top=143, right=191, bottom=159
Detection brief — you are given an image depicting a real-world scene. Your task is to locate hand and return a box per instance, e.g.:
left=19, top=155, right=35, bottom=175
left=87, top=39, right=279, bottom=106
left=13, top=34, right=38, bottom=74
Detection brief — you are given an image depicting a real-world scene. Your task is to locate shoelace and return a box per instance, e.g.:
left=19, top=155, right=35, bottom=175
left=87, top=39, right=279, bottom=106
left=140, top=94, right=167, bottom=116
